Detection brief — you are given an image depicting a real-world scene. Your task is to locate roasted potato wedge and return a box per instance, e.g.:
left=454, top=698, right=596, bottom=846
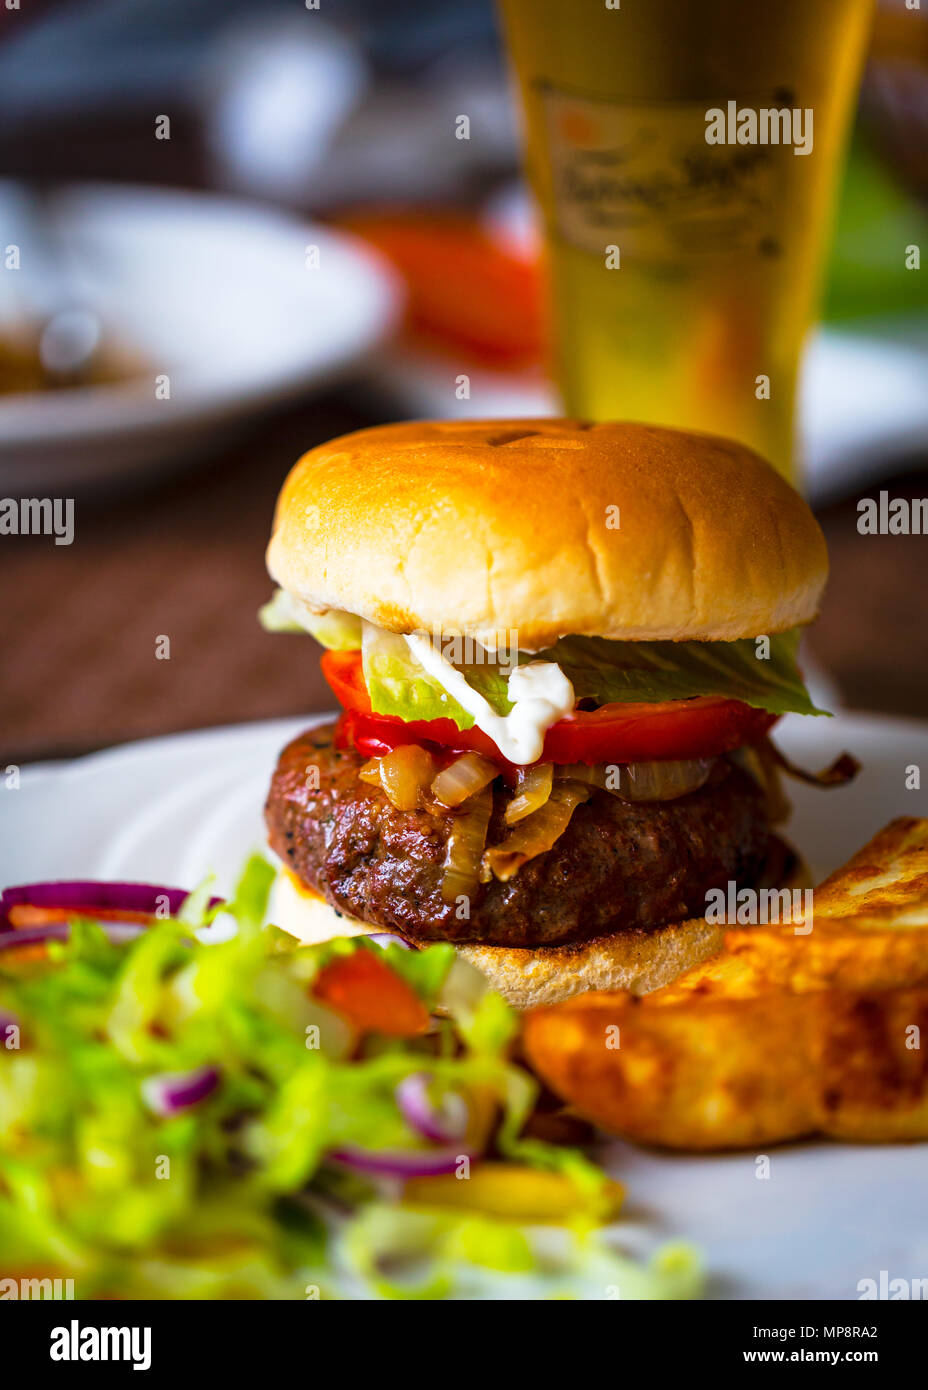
left=522, top=819, right=928, bottom=1149
left=720, top=918, right=928, bottom=994
left=814, top=817, right=928, bottom=924
left=648, top=948, right=765, bottom=1001
left=718, top=818, right=928, bottom=993
left=523, top=986, right=928, bottom=1150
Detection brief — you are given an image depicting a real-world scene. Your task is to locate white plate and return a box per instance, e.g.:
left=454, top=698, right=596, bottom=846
left=2, top=709, right=927, bottom=1299
left=0, top=184, right=402, bottom=491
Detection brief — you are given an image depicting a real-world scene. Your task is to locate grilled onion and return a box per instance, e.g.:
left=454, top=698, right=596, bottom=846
left=762, top=739, right=860, bottom=789
left=554, top=758, right=714, bottom=802
left=731, top=737, right=858, bottom=827
left=441, top=785, right=494, bottom=905
left=551, top=763, right=609, bottom=792
left=483, top=782, right=591, bottom=883
left=616, top=758, right=715, bottom=801
left=359, top=744, right=437, bottom=812
left=504, top=763, right=554, bottom=824
left=431, top=752, right=498, bottom=808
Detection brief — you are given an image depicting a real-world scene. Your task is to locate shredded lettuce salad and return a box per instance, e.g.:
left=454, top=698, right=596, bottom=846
left=260, top=589, right=826, bottom=726
left=0, top=856, right=701, bottom=1300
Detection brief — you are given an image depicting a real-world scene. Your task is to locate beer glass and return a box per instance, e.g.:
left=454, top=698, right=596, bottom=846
left=499, top=0, right=874, bottom=480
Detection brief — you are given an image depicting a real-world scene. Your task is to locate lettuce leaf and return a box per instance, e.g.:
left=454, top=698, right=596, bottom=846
left=267, top=597, right=825, bottom=724
left=361, top=623, right=825, bottom=728
left=259, top=590, right=362, bottom=649
left=340, top=1204, right=703, bottom=1301
left=539, top=630, right=827, bottom=717
left=360, top=622, right=513, bottom=728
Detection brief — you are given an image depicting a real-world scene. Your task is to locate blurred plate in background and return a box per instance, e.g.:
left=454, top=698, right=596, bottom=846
left=0, top=183, right=402, bottom=493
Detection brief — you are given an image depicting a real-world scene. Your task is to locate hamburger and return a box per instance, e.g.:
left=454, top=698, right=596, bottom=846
left=260, top=419, right=841, bottom=1007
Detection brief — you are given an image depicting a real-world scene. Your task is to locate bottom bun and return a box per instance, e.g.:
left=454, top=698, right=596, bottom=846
left=267, top=837, right=808, bottom=1009
left=456, top=919, right=724, bottom=1010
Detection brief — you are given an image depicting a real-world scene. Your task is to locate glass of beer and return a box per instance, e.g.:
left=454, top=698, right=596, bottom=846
left=498, top=0, right=874, bottom=481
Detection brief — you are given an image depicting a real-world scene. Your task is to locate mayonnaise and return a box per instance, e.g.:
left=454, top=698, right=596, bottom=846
left=405, top=634, right=575, bottom=764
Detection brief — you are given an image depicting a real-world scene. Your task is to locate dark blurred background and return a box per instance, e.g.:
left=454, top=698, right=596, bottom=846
left=1, top=0, right=927, bottom=763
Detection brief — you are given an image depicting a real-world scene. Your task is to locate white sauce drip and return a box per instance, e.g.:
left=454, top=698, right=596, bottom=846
left=405, top=634, right=574, bottom=765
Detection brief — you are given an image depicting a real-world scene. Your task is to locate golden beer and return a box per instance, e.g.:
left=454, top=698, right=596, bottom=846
left=499, top=0, right=873, bottom=479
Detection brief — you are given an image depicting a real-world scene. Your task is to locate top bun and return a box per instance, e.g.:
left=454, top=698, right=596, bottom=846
left=266, top=420, right=827, bottom=647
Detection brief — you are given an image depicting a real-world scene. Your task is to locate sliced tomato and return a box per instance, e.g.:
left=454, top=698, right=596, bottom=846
left=544, top=698, right=777, bottom=763
left=323, top=649, right=371, bottom=710
left=312, top=949, right=430, bottom=1037
left=321, top=649, right=778, bottom=767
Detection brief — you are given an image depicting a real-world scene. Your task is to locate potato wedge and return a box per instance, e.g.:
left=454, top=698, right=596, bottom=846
left=648, top=948, right=765, bottom=1002
left=720, top=917, right=928, bottom=994
left=523, top=986, right=928, bottom=1150
left=814, top=817, right=928, bottom=925
left=523, top=818, right=928, bottom=1149
left=718, top=818, right=928, bottom=993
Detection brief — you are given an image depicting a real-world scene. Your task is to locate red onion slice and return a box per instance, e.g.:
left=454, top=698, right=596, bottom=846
left=328, top=1145, right=474, bottom=1178
left=0, top=880, right=223, bottom=933
left=395, top=1072, right=469, bottom=1145
left=141, top=1066, right=221, bottom=1117
left=367, top=932, right=413, bottom=951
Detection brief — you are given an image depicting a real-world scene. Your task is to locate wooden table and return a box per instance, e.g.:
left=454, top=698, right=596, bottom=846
left=2, top=393, right=926, bottom=767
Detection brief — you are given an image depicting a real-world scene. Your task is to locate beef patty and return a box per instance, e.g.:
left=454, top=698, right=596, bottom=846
left=265, top=723, right=770, bottom=949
